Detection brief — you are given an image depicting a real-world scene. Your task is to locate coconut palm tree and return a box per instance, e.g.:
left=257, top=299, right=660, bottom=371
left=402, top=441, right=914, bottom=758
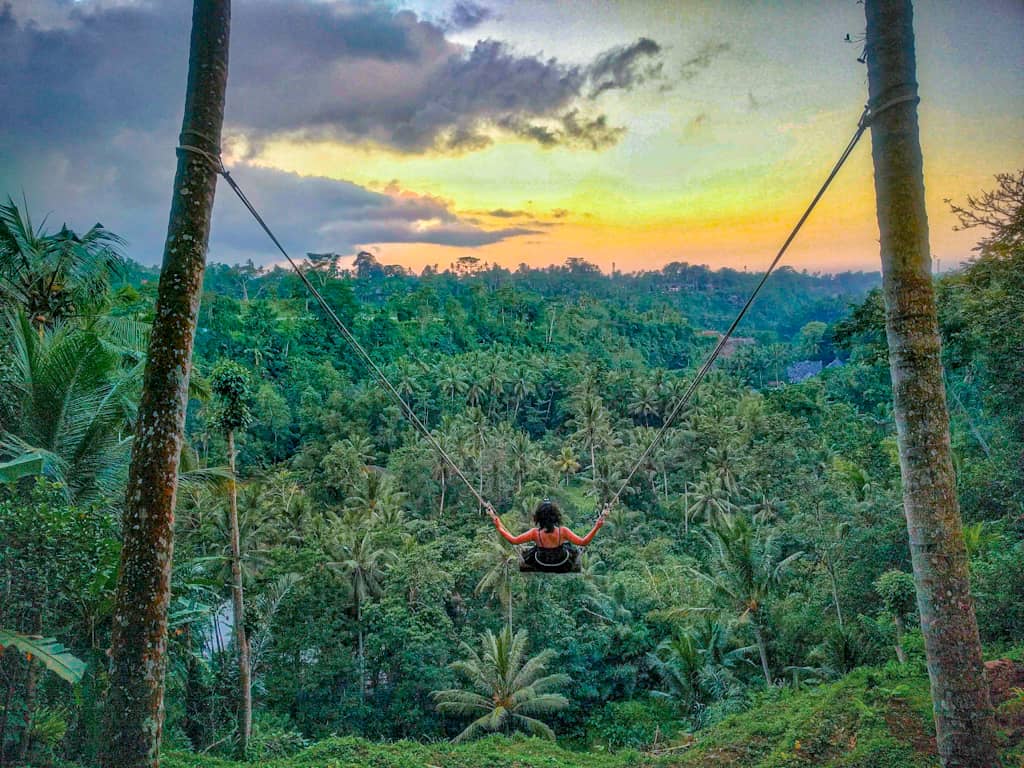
left=438, top=362, right=467, bottom=406
left=325, top=530, right=396, bottom=697
left=473, top=537, right=519, bottom=635
left=427, top=421, right=459, bottom=517
left=509, top=364, right=536, bottom=420
left=482, top=359, right=507, bottom=417
left=555, top=445, right=580, bottom=486
left=690, top=516, right=803, bottom=687
left=508, top=431, right=533, bottom=493
left=570, top=394, right=610, bottom=487
left=0, top=198, right=126, bottom=329
left=265, top=473, right=316, bottom=546
left=1, top=312, right=136, bottom=503
left=649, top=619, right=753, bottom=720
left=686, top=472, right=734, bottom=528
left=432, top=628, right=569, bottom=742
left=706, top=444, right=741, bottom=496
left=344, top=469, right=406, bottom=525
left=210, top=360, right=255, bottom=751
left=628, top=379, right=659, bottom=427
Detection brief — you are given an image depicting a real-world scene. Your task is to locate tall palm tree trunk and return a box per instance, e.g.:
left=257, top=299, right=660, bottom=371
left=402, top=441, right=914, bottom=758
left=825, top=555, right=844, bottom=630
left=103, top=3, right=230, bottom=766
left=227, top=430, right=251, bottom=754
left=506, top=584, right=513, bottom=637
left=865, top=1, right=997, bottom=764
left=752, top=621, right=772, bottom=689
left=894, top=615, right=909, bottom=665
left=438, top=470, right=446, bottom=517
left=356, top=599, right=365, bottom=700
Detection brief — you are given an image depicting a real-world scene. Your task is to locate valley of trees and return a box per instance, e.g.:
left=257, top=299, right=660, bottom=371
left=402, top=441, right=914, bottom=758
left=1, top=169, right=1022, bottom=766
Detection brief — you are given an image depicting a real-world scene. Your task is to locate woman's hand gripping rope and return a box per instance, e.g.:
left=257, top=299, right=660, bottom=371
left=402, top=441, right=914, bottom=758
left=485, top=502, right=501, bottom=526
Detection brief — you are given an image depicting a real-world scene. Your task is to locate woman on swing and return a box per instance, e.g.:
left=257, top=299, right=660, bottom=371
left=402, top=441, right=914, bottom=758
left=487, top=499, right=608, bottom=573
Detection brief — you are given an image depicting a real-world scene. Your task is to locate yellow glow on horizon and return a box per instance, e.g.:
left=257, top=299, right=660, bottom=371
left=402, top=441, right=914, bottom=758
left=251, top=101, right=1021, bottom=274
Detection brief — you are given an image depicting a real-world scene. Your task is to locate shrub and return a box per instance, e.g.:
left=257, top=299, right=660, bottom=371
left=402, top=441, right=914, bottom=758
left=584, top=697, right=684, bottom=749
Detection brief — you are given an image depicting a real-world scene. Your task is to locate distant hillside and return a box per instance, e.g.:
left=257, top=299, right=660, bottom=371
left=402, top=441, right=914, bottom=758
left=124, top=257, right=880, bottom=341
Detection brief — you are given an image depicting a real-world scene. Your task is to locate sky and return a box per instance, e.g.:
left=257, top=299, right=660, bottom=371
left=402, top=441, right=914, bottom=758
left=2, top=0, right=1022, bottom=274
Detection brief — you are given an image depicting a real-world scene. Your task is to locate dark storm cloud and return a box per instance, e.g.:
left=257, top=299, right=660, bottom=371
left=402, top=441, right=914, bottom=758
left=2, top=1, right=665, bottom=154
left=679, top=41, right=730, bottom=81
left=0, top=0, right=662, bottom=264
left=587, top=37, right=664, bottom=97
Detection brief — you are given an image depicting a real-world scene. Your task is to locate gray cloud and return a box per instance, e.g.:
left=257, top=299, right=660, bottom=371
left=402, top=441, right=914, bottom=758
left=208, top=166, right=539, bottom=255
left=679, top=41, right=730, bottom=81
left=0, top=0, right=661, bottom=265
left=587, top=37, right=664, bottom=97
left=488, top=209, right=529, bottom=218
left=449, top=1, right=494, bottom=30
left=2, top=1, right=665, bottom=154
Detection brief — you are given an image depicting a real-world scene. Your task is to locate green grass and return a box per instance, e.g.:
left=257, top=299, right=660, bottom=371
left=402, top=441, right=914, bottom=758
left=658, top=665, right=937, bottom=768
left=164, top=657, right=1023, bottom=768
left=163, top=735, right=640, bottom=768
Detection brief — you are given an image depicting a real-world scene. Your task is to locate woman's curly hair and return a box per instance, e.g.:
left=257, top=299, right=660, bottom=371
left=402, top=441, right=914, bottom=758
left=533, top=500, right=562, bottom=532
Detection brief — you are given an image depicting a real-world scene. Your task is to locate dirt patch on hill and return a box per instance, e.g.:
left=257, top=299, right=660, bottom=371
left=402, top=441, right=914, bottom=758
left=884, top=697, right=937, bottom=757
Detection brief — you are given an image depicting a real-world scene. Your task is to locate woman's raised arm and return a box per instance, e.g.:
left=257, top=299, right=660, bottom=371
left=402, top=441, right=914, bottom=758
left=561, top=506, right=610, bottom=546
left=488, top=504, right=537, bottom=545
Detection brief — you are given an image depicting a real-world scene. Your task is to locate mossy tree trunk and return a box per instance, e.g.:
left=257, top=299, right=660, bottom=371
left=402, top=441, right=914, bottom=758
left=864, top=1, right=998, bottom=765
left=102, top=2, right=230, bottom=766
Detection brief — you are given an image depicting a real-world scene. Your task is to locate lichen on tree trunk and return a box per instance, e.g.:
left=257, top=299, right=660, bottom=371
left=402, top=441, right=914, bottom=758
left=864, top=1, right=998, bottom=765
left=102, top=3, right=230, bottom=767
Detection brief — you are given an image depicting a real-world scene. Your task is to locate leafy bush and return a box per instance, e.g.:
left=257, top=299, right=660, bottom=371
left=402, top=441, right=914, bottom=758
left=584, top=697, right=683, bottom=749
left=246, top=712, right=310, bottom=760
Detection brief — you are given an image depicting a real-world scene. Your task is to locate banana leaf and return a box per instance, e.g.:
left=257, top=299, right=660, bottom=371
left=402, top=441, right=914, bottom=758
left=0, top=630, right=86, bottom=683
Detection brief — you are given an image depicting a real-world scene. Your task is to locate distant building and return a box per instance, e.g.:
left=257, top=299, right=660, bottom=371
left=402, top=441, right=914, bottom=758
left=786, top=358, right=844, bottom=383
left=786, top=360, right=823, bottom=383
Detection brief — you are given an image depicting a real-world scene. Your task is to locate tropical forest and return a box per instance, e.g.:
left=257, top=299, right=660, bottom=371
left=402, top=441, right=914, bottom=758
left=2, top=1, right=1023, bottom=768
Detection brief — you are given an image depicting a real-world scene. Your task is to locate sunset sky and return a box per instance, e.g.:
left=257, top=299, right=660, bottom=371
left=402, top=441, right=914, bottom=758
left=3, top=0, right=1022, bottom=273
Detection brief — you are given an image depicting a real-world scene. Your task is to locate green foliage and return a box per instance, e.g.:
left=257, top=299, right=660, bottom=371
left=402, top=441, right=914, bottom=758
left=0, top=197, right=126, bottom=327
left=0, top=632, right=86, bottom=683
left=0, top=452, right=44, bottom=483
left=161, top=651, right=1022, bottom=766
left=584, top=698, right=683, bottom=749
left=210, top=359, right=254, bottom=433
left=874, top=571, right=917, bottom=619
left=433, top=628, right=570, bottom=742
left=1, top=312, right=137, bottom=501
left=3, top=192, right=1024, bottom=765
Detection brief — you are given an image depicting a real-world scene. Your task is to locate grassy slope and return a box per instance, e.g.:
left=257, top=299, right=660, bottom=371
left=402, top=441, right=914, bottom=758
left=164, top=657, right=1023, bottom=768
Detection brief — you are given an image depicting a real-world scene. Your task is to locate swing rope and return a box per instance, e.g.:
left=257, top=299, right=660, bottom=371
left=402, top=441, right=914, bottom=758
left=605, top=104, right=872, bottom=513
left=179, top=98, right=875, bottom=529
left=176, top=134, right=490, bottom=510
